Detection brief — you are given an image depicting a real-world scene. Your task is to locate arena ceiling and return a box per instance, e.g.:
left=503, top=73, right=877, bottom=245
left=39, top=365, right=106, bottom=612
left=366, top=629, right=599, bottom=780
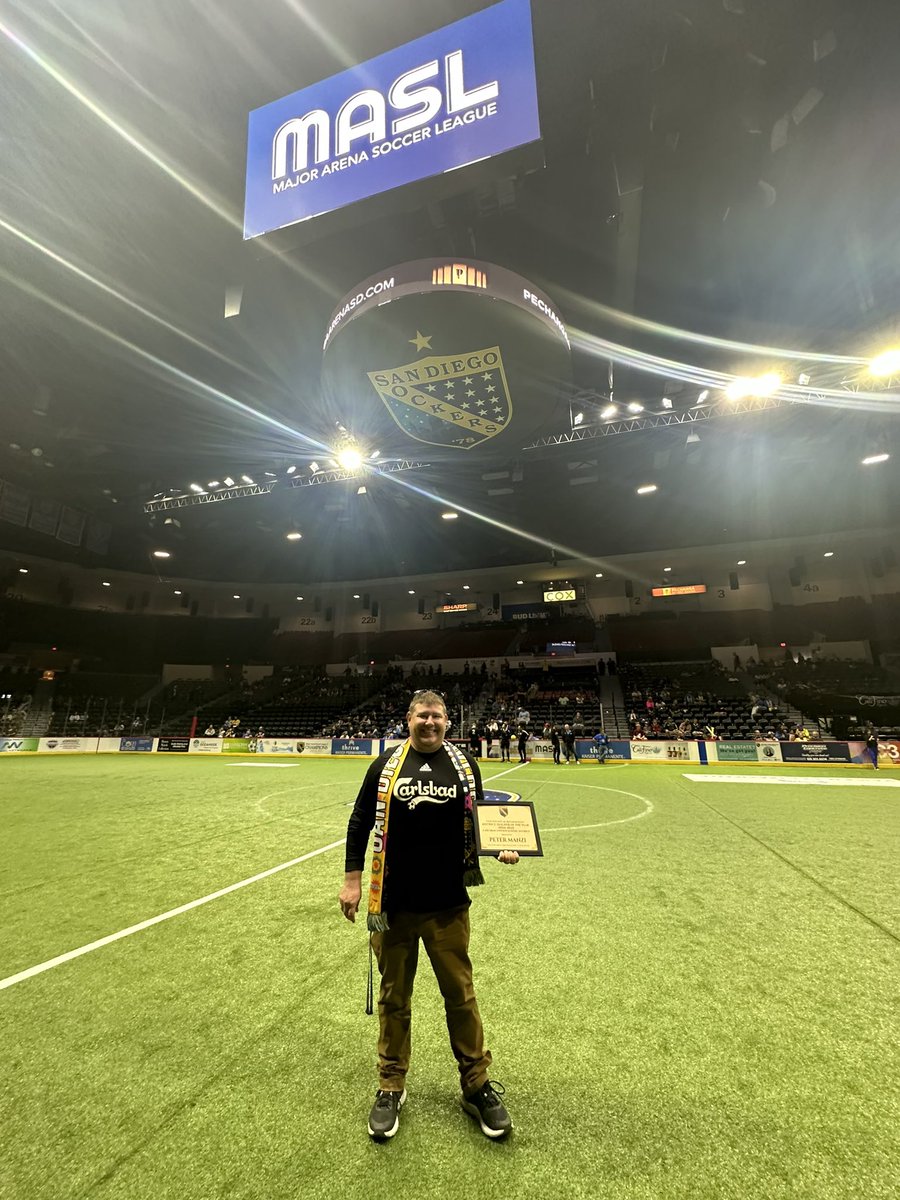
left=1, top=0, right=899, bottom=586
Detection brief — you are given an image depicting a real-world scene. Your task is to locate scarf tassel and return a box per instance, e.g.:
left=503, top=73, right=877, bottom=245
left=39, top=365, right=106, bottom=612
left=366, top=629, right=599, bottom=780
left=367, top=912, right=390, bottom=933
left=463, top=867, right=485, bottom=888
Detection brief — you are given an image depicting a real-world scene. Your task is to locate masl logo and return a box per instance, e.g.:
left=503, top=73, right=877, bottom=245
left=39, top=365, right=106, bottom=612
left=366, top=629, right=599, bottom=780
left=273, top=53, right=499, bottom=188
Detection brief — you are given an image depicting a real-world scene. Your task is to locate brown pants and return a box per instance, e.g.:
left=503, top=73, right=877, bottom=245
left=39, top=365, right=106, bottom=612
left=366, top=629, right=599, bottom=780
left=371, top=906, right=492, bottom=1095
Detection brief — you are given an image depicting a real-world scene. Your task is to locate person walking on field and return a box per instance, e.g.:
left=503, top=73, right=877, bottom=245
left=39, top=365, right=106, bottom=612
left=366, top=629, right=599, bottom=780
left=339, top=690, right=520, bottom=1142
left=517, top=724, right=530, bottom=763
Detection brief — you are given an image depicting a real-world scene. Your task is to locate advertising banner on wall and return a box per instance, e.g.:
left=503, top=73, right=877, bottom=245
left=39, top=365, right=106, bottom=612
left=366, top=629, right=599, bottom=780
left=0, top=737, right=39, bottom=752
left=189, top=737, right=224, bottom=754
left=629, top=740, right=701, bottom=762
left=119, top=737, right=154, bottom=753
left=331, top=739, right=376, bottom=756
left=157, top=737, right=191, bottom=753
left=39, top=737, right=100, bottom=753
left=220, top=739, right=254, bottom=754
left=876, top=739, right=900, bottom=767
left=244, top=0, right=540, bottom=238
left=778, top=741, right=851, bottom=764
left=256, top=738, right=332, bottom=755
left=577, top=739, right=631, bottom=761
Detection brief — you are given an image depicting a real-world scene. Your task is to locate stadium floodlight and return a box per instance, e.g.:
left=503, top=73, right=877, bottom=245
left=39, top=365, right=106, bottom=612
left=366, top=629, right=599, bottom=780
left=441, top=511, right=459, bottom=520
left=286, top=531, right=303, bottom=540
left=696, top=390, right=709, bottom=404
left=309, top=462, right=320, bottom=473
left=102, top=581, right=111, bottom=587
left=408, top=589, right=415, bottom=595
left=595, top=572, right=603, bottom=578
left=336, top=445, right=364, bottom=471
left=862, top=452, right=890, bottom=465
left=868, top=349, right=900, bottom=377
left=636, top=484, right=658, bottom=495
left=370, top=450, right=381, bottom=460
left=726, top=372, right=781, bottom=401
left=357, top=485, right=367, bottom=495
left=823, top=551, right=834, bottom=558
left=223, top=477, right=235, bottom=487
left=207, top=481, right=220, bottom=488
left=189, top=483, right=204, bottom=493
left=573, top=411, right=584, bottom=426
left=286, top=465, right=296, bottom=475
left=600, top=404, right=617, bottom=420
left=661, top=397, right=673, bottom=409
left=153, top=550, right=171, bottom=558
left=241, top=475, right=254, bottom=484
left=627, top=401, right=644, bottom=414
left=737, top=559, right=747, bottom=565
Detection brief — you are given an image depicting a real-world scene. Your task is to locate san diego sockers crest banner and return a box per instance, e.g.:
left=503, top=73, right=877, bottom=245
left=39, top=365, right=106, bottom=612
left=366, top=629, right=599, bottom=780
left=321, top=259, right=571, bottom=456
left=244, top=0, right=540, bottom=238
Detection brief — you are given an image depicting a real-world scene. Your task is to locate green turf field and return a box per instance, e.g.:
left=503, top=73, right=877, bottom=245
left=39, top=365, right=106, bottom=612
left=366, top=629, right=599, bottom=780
left=2, top=756, right=898, bottom=1200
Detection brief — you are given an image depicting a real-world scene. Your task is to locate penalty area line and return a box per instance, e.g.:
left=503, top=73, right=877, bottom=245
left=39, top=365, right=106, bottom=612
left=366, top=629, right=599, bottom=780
left=0, top=838, right=346, bottom=993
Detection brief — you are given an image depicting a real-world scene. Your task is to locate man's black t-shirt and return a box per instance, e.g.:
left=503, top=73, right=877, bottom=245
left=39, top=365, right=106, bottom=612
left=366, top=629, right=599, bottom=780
left=345, top=742, right=484, bottom=914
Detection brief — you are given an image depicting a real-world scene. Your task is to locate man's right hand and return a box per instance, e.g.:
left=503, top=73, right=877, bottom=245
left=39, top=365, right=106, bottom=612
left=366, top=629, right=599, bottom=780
left=339, top=876, right=362, bottom=922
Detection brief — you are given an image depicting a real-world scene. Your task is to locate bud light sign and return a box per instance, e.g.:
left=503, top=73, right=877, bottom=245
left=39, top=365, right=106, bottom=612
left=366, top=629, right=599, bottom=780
left=244, top=0, right=540, bottom=238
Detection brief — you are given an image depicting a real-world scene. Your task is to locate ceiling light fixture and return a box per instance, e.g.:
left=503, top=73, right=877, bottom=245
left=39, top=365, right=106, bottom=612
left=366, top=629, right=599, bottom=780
left=861, top=452, right=890, bottom=465
left=868, top=349, right=900, bottom=377
left=408, top=589, right=415, bottom=595
left=174, top=590, right=182, bottom=595
left=18, top=567, right=28, bottom=574
left=189, top=483, right=204, bottom=493
left=516, top=579, right=524, bottom=585
left=823, top=551, right=834, bottom=558
left=286, top=531, right=302, bottom=541
left=636, top=484, right=658, bottom=495
left=102, top=581, right=111, bottom=587
left=663, top=567, right=672, bottom=572
left=153, top=550, right=171, bottom=559
left=600, top=404, right=617, bottom=420
left=223, top=477, right=235, bottom=487
left=241, top=475, right=254, bottom=485
left=462, top=585, right=470, bottom=590
left=627, top=401, right=644, bottom=414
left=336, top=446, right=364, bottom=471
left=573, top=411, right=584, bottom=426
left=595, top=572, right=603, bottom=578
left=661, top=397, right=673, bottom=410
left=233, top=594, right=241, bottom=599
left=737, top=560, right=747, bottom=566
left=441, top=511, right=459, bottom=520
left=296, top=595, right=304, bottom=600
left=286, top=466, right=296, bottom=475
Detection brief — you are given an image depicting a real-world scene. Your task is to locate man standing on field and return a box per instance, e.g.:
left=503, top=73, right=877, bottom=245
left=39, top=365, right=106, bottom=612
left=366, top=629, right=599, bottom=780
left=339, top=690, right=519, bottom=1142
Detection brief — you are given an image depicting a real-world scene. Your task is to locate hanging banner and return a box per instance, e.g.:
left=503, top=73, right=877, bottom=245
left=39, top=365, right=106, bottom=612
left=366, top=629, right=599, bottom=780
left=778, top=741, right=851, bottom=764
left=244, top=0, right=540, bottom=238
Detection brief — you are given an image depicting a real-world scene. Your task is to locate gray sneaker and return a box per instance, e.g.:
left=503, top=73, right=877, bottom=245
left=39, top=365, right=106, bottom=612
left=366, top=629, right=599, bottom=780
left=461, top=1080, right=512, bottom=1139
left=367, top=1088, right=406, bottom=1140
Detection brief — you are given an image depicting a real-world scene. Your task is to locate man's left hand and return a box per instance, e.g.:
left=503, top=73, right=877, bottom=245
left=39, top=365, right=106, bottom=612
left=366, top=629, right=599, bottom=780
left=497, top=851, right=520, bottom=865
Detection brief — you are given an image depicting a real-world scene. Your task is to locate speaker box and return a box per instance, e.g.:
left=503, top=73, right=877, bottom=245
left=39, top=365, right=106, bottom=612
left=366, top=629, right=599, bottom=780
left=871, top=558, right=884, bottom=579
left=363, top=592, right=370, bottom=609
left=371, top=600, right=379, bottom=618
left=140, top=591, right=150, bottom=608
left=314, top=596, right=322, bottom=612
left=324, top=606, right=333, bottom=622
left=624, top=580, right=633, bottom=598
left=190, top=600, right=199, bottom=617
left=245, top=597, right=254, bottom=614
left=788, top=567, right=801, bottom=587
left=882, top=547, right=897, bottom=569
left=729, top=572, right=739, bottom=591
left=417, top=597, right=425, bottom=614
left=492, top=592, right=500, bottom=609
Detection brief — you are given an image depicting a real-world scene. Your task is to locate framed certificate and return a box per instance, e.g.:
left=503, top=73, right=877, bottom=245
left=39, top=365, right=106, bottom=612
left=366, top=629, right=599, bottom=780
left=474, top=799, right=543, bottom=857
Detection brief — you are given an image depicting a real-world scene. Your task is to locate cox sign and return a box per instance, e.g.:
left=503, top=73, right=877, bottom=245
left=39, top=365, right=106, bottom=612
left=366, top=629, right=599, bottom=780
left=244, top=0, right=540, bottom=237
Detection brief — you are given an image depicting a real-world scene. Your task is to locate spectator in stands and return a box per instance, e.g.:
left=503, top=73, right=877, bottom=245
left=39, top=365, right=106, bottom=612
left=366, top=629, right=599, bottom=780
left=516, top=706, right=530, bottom=727
left=204, top=724, right=217, bottom=736
left=558, top=695, right=569, bottom=710
left=572, top=712, right=585, bottom=736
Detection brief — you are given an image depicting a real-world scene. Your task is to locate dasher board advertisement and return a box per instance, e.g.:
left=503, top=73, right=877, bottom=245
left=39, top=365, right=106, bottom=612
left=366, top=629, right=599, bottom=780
left=244, top=0, right=540, bottom=237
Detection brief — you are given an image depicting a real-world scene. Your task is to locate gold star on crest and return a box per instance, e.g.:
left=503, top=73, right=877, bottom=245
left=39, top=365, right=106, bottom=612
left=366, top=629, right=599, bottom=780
left=409, top=330, right=432, bottom=351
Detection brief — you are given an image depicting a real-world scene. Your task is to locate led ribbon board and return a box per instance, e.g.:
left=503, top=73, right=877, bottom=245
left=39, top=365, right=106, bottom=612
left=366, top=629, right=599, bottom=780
left=651, top=584, right=707, bottom=597
left=244, top=0, right=540, bottom=239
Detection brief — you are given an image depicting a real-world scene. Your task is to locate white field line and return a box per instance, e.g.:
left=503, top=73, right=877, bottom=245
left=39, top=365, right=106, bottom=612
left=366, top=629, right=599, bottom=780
left=682, top=773, right=900, bottom=788
left=0, top=761, right=530, bottom=992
